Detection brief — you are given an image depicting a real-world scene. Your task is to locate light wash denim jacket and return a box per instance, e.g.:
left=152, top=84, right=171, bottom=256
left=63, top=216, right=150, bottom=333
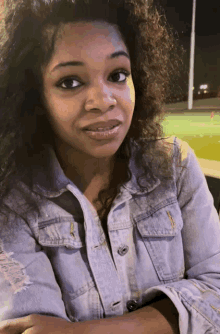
left=0, top=136, right=220, bottom=334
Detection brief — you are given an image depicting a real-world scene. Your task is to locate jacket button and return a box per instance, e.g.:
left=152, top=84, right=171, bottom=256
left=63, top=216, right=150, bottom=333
left=117, top=245, right=129, bottom=256
left=127, top=300, right=138, bottom=312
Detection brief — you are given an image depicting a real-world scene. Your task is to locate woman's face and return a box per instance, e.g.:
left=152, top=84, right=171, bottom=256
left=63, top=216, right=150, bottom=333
left=42, top=21, right=135, bottom=159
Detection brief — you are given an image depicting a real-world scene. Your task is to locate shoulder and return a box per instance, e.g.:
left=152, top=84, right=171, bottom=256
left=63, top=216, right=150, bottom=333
left=0, top=179, right=40, bottom=229
left=163, top=136, right=190, bottom=159
left=159, top=136, right=201, bottom=186
left=129, top=136, right=193, bottom=184
left=162, top=136, right=192, bottom=168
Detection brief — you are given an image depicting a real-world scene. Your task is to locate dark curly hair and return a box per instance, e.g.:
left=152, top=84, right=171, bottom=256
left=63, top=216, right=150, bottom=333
left=0, top=0, right=184, bottom=218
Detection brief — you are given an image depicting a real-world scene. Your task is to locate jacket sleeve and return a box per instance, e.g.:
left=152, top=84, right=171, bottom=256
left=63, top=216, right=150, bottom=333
left=0, top=207, right=71, bottom=322
left=143, top=136, right=220, bottom=334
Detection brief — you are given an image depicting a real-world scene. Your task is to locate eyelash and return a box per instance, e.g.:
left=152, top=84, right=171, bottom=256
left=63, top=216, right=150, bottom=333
left=56, top=69, right=130, bottom=90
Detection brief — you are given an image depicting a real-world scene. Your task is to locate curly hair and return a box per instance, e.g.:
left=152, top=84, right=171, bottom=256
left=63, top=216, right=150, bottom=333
left=0, top=0, right=184, bottom=217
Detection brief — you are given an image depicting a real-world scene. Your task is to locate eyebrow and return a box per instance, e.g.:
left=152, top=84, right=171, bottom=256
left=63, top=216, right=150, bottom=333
left=109, top=51, right=130, bottom=60
left=51, top=50, right=130, bottom=72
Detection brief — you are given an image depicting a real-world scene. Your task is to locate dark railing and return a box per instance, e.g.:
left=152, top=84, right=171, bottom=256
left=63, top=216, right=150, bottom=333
left=206, top=176, right=220, bottom=215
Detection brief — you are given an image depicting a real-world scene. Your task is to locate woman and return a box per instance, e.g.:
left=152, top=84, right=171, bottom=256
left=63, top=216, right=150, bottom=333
left=0, top=0, right=219, bottom=333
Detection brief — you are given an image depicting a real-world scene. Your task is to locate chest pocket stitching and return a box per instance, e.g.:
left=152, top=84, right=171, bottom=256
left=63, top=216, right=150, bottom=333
left=64, top=280, right=96, bottom=300
left=134, top=197, right=178, bottom=222
left=134, top=205, right=184, bottom=281
left=38, top=216, right=77, bottom=229
left=38, top=220, right=86, bottom=248
left=133, top=200, right=183, bottom=237
left=142, top=241, right=184, bottom=282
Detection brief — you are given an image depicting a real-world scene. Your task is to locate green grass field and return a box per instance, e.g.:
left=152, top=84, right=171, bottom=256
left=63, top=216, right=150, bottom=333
left=163, top=98, right=220, bottom=161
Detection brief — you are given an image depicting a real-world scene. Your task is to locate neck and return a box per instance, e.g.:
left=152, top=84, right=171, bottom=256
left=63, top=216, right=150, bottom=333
left=53, top=139, right=115, bottom=193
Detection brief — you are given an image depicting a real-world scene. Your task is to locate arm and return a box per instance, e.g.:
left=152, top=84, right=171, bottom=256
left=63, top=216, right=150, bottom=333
left=0, top=297, right=179, bottom=334
left=80, top=296, right=179, bottom=334
left=138, top=137, right=220, bottom=334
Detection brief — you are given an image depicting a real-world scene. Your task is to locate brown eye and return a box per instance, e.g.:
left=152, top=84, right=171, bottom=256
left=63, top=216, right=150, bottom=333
left=57, top=78, right=82, bottom=89
left=110, top=71, right=130, bottom=83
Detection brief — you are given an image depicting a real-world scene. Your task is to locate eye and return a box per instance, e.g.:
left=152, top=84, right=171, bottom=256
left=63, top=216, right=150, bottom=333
left=109, top=70, right=130, bottom=83
left=57, top=77, right=82, bottom=90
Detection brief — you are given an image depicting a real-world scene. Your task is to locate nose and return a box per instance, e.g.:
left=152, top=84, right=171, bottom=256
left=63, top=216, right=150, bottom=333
left=84, top=82, right=116, bottom=113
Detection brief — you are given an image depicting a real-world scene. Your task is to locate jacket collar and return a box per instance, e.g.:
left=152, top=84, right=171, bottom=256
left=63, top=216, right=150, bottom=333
left=31, top=143, right=160, bottom=198
left=32, top=145, right=70, bottom=198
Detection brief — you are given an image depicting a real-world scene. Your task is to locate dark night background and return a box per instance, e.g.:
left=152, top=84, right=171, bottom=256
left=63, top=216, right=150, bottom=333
left=157, top=0, right=220, bottom=95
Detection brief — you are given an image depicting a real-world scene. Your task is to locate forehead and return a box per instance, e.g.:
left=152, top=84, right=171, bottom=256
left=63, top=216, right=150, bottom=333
left=49, top=20, right=128, bottom=64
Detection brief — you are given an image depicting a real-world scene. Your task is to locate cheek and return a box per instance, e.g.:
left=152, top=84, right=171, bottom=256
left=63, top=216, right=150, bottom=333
left=45, top=94, right=79, bottom=124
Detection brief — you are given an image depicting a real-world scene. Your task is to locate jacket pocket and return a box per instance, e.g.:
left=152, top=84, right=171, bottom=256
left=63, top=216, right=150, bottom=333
left=38, top=217, right=87, bottom=249
left=38, top=217, right=105, bottom=322
left=134, top=200, right=185, bottom=283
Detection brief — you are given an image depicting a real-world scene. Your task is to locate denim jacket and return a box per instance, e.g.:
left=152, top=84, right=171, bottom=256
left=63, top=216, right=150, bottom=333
left=0, top=136, right=220, bottom=334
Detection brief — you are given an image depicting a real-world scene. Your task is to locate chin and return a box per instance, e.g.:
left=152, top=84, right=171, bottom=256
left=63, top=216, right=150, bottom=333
left=87, top=144, right=120, bottom=159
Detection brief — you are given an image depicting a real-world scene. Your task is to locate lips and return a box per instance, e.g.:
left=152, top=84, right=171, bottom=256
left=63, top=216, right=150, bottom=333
left=83, top=120, right=121, bottom=131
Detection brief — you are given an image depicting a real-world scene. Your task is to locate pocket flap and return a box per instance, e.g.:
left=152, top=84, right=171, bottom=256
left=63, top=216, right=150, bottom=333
left=135, top=202, right=183, bottom=237
left=38, top=218, right=85, bottom=249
